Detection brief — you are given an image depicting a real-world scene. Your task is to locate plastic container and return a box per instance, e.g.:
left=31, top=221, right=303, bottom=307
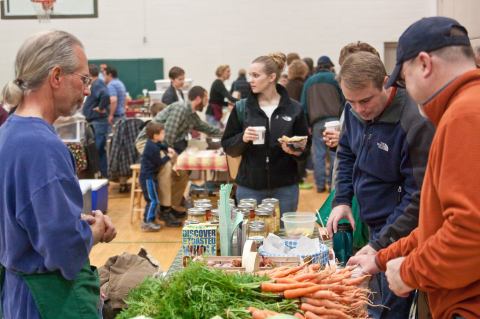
left=81, top=179, right=109, bottom=212
left=54, top=113, right=86, bottom=142
left=78, top=180, right=92, bottom=215
left=333, top=223, right=353, bottom=266
left=281, top=213, right=316, bottom=238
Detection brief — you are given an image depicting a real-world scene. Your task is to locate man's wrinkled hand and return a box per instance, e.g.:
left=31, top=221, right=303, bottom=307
left=100, top=213, right=117, bottom=243
left=355, top=244, right=377, bottom=256
left=385, top=257, right=414, bottom=297
left=347, top=254, right=380, bottom=275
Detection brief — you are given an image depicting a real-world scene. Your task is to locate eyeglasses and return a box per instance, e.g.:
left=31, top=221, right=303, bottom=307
left=72, top=73, right=93, bottom=86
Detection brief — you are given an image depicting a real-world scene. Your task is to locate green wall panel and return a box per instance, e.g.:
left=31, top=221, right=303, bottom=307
left=88, top=58, right=163, bottom=98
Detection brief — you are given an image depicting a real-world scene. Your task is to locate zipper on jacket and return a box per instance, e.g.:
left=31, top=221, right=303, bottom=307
left=352, top=124, right=370, bottom=212
left=266, top=117, right=271, bottom=191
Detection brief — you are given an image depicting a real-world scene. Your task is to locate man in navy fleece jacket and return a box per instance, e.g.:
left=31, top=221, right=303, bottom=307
left=326, top=52, right=434, bottom=319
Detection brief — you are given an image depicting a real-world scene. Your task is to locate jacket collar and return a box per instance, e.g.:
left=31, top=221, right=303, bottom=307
left=423, top=69, right=480, bottom=127
left=246, top=84, right=291, bottom=111
left=350, top=88, right=407, bottom=125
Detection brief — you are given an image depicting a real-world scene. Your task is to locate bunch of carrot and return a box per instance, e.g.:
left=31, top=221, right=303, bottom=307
left=250, top=263, right=372, bottom=319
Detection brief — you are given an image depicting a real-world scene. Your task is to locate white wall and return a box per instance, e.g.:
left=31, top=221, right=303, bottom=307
left=437, top=0, right=480, bottom=48
left=0, top=0, right=437, bottom=92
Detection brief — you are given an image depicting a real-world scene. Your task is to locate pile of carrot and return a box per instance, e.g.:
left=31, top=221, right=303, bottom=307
left=249, top=263, right=373, bottom=319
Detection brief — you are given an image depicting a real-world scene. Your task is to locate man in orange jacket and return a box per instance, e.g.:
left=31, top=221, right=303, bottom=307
left=348, top=17, right=480, bottom=319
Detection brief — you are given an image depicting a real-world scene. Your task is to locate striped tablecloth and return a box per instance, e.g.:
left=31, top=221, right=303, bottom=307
left=175, top=149, right=227, bottom=171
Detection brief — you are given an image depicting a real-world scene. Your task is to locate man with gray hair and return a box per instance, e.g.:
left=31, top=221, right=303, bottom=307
left=0, top=30, right=116, bottom=318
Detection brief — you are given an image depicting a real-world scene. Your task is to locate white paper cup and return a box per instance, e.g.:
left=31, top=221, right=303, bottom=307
left=251, top=126, right=266, bottom=145
left=324, top=120, right=340, bottom=132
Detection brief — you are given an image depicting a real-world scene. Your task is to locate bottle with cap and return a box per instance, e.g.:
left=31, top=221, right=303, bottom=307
left=332, top=222, right=353, bottom=266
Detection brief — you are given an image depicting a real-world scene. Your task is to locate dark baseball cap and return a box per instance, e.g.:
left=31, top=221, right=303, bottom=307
left=385, top=16, right=471, bottom=88
left=317, top=55, right=334, bottom=67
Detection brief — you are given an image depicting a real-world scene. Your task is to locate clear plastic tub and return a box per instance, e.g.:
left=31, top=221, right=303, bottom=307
left=281, top=212, right=316, bottom=238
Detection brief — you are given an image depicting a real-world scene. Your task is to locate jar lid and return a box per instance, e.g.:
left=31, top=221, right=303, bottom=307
left=188, top=207, right=206, bottom=216
left=185, top=220, right=200, bottom=225
left=262, top=198, right=279, bottom=204
left=194, top=199, right=211, bottom=205
left=255, top=208, right=272, bottom=216
left=237, top=203, right=254, bottom=210
left=195, top=203, right=213, bottom=210
left=248, top=221, right=265, bottom=231
left=239, top=198, right=257, bottom=206
left=258, top=204, right=274, bottom=212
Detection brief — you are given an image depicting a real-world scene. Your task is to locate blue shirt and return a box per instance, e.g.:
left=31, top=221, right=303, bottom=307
left=82, top=78, right=109, bottom=122
left=0, top=115, right=93, bottom=319
left=107, top=78, right=126, bottom=117
left=140, top=139, right=170, bottom=180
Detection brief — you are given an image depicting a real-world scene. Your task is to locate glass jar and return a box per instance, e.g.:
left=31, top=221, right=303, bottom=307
left=211, top=209, right=219, bottom=223
left=237, top=203, right=255, bottom=221
left=239, top=198, right=257, bottom=209
left=255, top=207, right=274, bottom=234
left=195, top=203, right=213, bottom=221
left=187, top=207, right=207, bottom=223
left=248, top=221, right=266, bottom=246
left=262, top=198, right=280, bottom=233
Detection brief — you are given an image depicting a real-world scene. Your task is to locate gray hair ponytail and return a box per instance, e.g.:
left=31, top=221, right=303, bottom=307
left=3, top=30, right=83, bottom=107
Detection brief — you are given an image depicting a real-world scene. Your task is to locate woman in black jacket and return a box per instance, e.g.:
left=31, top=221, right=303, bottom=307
left=222, top=53, right=309, bottom=215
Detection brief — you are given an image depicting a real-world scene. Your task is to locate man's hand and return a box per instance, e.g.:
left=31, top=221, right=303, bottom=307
left=326, top=204, right=355, bottom=237
left=323, top=129, right=340, bottom=148
left=88, top=211, right=117, bottom=244
left=355, top=244, right=377, bottom=256
left=108, top=114, right=114, bottom=125
left=81, top=213, right=96, bottom=225
left=385, top=257, right=414, bottom=297
left=167, top=147, right=178, bottom=162
left=90, top=212, right=106, bottom=245
left=93, top=107, right=106, bottom=114
left=347, top=254, right=380, bottom=275
left=100, top=213, right=117, bottom=243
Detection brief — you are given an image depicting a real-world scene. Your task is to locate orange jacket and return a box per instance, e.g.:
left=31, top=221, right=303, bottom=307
left=376, top=69, right=480, bottom=319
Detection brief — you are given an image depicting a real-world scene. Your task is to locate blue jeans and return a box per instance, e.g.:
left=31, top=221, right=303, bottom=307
left=236, top=184, right=299, bottom=221
left=90, top=120, right=109, bottom=178
left=368, top=226, right=414, bottom=319
left=312, top=118, right=337, bottom=191
left=140, top=177, right=159, bottom=223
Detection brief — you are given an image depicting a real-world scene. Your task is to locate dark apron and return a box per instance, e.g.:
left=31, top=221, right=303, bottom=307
left=1, top=261, right=100, bottom=319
